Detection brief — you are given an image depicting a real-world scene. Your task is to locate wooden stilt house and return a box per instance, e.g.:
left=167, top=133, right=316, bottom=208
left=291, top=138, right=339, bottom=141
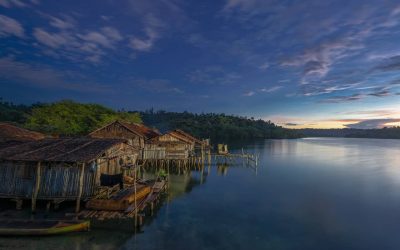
left=89, top=120, right=164, bottom=160
left=150, top=129, right=204, bottom=159
left=0, top=138, right=138, bottom=212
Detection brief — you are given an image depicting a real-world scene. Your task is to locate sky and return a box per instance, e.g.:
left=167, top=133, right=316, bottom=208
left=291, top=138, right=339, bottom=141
left=1, top=0, right=400, bottom=129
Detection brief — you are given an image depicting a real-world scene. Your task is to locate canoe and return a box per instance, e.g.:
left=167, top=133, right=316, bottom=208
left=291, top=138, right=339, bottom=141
left=0, top=220, right=90, bottom=236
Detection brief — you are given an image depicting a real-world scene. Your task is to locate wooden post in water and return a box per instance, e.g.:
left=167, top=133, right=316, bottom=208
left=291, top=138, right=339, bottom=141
left=31, top=161, right=41, bottom=213
left=75, top=162, right=85, bottom=214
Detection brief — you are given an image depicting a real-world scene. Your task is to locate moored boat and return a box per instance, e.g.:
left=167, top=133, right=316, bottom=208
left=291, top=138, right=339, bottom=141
left=0, top=219, right=90, bottom=236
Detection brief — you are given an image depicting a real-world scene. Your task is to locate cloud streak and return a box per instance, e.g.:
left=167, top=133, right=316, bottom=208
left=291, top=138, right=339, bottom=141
left=345, top=119, right=400, bottom=129
left=0, top=57, right=110, bottom=93
left=0, top=14, right=24, bottom=38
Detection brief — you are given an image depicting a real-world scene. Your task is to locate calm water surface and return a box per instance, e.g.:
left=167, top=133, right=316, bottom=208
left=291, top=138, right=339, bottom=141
left=2, top=138, right=400, bottom=250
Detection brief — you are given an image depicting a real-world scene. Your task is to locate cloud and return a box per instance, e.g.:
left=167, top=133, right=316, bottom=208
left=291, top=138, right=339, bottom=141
left=368, top=89, right=390, bottom=97
left=188, top=66, right=241, bottom=85
left=258, top=62, right=269, bottom=70
left=33, top=28, right=70, bottom=48
left=260, top=86, right=282, bottom=93
left=130, top=27, right=159, bottom=52
left=0, top=15, right=24, bottom=38
left=48, top=15, right=75, bottom=30
left=342, top=109, right=400, bottom=117
left=0, top=0, right=26, bottom=8
left=101, top=27, right=123, bottom=41
left=243, top=91, right=255, bottom=97
left=345, top=119, right=400, bottom=129
left=0, top=57, right=109, bottom=92
left=32, top=23, right=124, bottom=63
left=126, top=0, right=188, bottom=53
left=373, top=55, right=400, bottom=72
left=129, top=78, right=184, bottom=94
left=320, top=93, right=365, bottom=103
left=78, top=32, right=111, bottom=48
left=285, top=123, right=299, bottom=126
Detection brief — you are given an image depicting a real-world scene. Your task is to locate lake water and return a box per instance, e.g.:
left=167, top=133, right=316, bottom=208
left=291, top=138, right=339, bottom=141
left=2, top=138, right=400, bottom=250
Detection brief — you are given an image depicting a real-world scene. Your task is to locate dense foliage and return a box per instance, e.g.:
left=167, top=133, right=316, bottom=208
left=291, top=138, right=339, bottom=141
left=139, top=110, right=300, bottom=141
left=1, top=99, right=141, bottom=136
left=0, top=98, right=31, bottom=124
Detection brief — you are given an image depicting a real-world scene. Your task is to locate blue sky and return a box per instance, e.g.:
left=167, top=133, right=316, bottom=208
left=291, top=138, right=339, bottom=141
left=1, top=0, right=400, bottom=128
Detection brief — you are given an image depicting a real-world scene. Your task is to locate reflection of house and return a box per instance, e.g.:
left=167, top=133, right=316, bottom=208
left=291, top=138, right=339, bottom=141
left=89, top=120, right=162, bottom=159
left=0, top=123, right=45, bottom=143
left=150, top=129, right=204, bottom=159
left=0, top=138, right=138, bottom=211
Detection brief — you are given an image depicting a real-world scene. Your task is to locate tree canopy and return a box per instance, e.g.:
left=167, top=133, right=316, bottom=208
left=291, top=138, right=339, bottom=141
left=24, top=100, right=141, bottom=136
left=139, top=110, right=300, bottom=141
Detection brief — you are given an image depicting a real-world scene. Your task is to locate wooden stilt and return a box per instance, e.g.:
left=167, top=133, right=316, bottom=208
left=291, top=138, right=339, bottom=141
left=75, top=162, right=85, bottom=214
left=31, top=161, right=41, bottom=213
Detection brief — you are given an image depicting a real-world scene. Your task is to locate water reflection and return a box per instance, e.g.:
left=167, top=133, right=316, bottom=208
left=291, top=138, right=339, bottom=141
left=2, top=138, right=400, bottom=250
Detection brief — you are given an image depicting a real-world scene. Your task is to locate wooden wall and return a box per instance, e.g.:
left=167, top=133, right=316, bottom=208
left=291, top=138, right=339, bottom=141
left=90, top=122, right=144, bottom=148
left=143, top=143, right=166, bottom=160
left=0, top=143, right=138, bottom=200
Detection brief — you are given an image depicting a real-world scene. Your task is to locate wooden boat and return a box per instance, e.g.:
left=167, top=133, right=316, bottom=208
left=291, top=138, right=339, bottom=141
left=0, top=219, right=90, bottom=236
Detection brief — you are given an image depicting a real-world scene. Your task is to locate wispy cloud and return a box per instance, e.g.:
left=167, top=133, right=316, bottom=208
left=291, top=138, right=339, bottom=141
left=260, top=85, right=282, bottom=93
left=126, top=0, right=188, bottom=53
left=33, top=22, right=125, bottom=63
left=243, top=91, right=255, bottom=97
left=320, top=93, right=365, bottom=103
left=129, top=78, right=184, bottom=94
left=0, top=57, right=109, bottom=92
left=0, top=0, right=27, bottom=8
left=0, top=14, right=24, bottom=38
left=33, top=28, right=70, bottom=48
left=345, top=119, right=400, bottom=129
left=188, top=66, right=241, bottom=85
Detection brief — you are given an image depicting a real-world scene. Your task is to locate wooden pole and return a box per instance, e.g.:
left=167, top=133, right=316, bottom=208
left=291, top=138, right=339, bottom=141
left=75, top=163, right=85, bottom=214
left=31, top=161, right=41, bottom=213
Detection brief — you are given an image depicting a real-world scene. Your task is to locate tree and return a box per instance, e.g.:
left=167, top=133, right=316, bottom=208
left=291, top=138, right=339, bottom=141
left=25, top=100, right=141, bottom=136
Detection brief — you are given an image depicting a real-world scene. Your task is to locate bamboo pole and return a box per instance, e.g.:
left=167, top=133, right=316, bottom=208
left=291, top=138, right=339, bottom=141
left=31, top=161, right=41, bottom=213
left=75, top=162, right=85, bottom=214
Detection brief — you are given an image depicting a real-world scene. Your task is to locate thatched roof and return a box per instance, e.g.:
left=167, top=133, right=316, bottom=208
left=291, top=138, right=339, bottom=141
left=120, top=121, right=161, bottom=140
left=0, top=140, right=28, bottom=150
left=168, top=129, right=202, bottom=145
left=0, top=138, right=128, bottom=163
left=0, top=123, right=45, bottom=141
left=90, top=120, right=161, bottom=140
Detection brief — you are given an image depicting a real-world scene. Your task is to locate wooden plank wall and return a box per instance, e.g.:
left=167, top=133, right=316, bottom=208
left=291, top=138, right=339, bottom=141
left=0, top=162, right=34, bottom=198
left=90, top=122, right=143, bottom=148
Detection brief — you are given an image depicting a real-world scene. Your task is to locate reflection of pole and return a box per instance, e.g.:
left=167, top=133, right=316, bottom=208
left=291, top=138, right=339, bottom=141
left=207, top=149, right=211, bottom=166
left=200, top=164, right=204, bottom=184
left=134, top=167, right=137, bottom=231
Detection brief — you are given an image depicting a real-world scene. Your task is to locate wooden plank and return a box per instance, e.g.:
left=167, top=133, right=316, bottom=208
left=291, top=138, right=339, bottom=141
left=31, top=162, right=41, bottom=213
left=75, top=163, right=85, bottom=213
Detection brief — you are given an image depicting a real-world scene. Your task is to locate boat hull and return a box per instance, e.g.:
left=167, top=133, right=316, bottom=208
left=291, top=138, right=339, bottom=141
left=0, top=220, right=90, bottom=236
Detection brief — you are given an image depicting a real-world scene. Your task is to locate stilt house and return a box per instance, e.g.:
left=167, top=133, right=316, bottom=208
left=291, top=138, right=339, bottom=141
left=89, top=120, right=164, bottom=160
left=150, top=129, right=204, bottom=159
left=0, top=138, right=138, bottom=212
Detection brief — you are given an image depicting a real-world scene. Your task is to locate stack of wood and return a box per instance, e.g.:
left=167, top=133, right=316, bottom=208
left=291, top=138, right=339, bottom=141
left=86, top=185, right=151, bottom=211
